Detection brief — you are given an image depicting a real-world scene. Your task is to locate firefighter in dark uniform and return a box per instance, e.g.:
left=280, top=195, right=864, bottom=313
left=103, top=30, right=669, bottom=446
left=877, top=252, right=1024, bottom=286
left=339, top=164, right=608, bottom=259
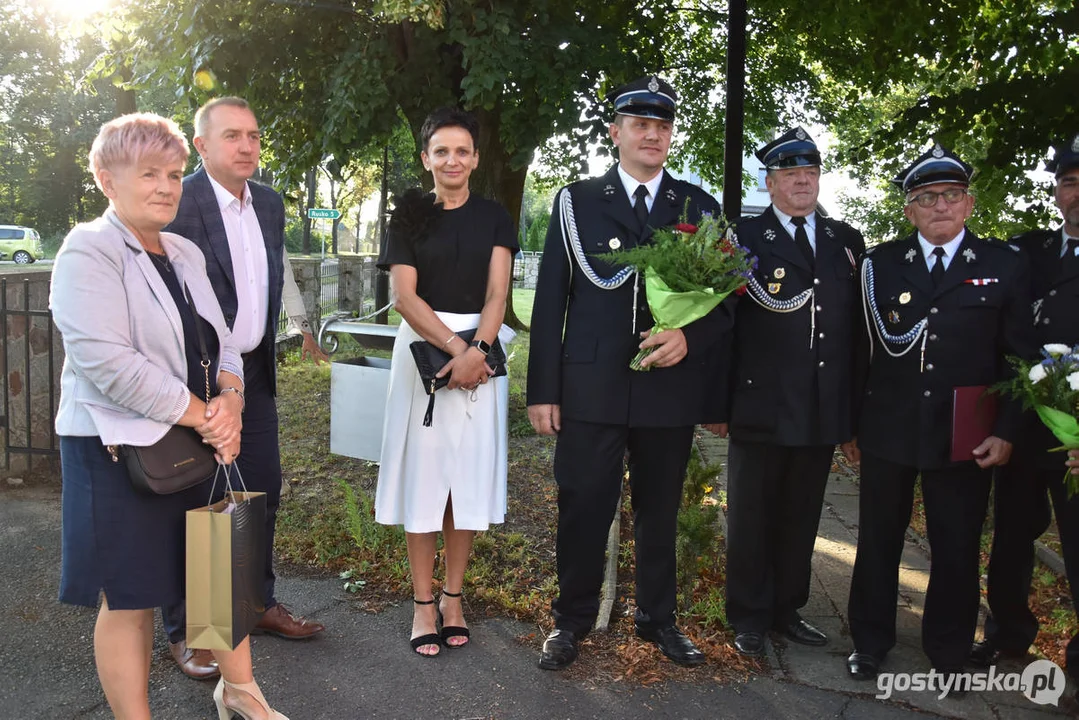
left=845, top=144, right=1040, bottom=683
left=527, top=76, right=731, bottom=670
left=974, top=135, right=1079, bottom=680
left=708, top=128, right=865, bottom=657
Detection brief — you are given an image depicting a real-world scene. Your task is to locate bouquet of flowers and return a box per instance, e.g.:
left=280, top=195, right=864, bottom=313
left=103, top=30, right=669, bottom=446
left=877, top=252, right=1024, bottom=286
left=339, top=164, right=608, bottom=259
left=603, top=209, right=756, bottom=370
left=1001, top=343, right=1079, bottom=496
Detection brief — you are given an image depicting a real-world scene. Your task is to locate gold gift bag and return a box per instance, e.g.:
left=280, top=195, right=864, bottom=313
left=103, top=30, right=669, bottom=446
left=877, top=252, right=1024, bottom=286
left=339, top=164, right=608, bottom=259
left=186, top=487, right=267, bottom=650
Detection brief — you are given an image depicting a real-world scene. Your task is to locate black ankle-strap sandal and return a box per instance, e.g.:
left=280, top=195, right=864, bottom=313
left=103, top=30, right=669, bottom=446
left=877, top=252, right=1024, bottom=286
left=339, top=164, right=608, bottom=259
left=438, top=591, right=471, bottom=647
left=410, top=599, right=442, bottom=656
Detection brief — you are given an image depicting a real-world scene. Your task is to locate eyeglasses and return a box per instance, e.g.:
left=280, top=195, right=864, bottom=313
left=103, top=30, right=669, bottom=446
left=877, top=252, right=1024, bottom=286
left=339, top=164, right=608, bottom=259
left=907, top=188, right=969, bottom=208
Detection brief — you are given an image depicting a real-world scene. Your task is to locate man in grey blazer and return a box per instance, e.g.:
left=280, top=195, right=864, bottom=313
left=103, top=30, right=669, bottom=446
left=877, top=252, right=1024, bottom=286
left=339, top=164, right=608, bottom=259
left=162, top=97, right=325, bottom=680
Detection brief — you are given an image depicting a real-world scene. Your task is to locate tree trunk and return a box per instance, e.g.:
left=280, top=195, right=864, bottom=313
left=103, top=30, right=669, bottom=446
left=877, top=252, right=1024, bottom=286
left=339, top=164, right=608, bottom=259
left=302, top=168, right=315, bottom=254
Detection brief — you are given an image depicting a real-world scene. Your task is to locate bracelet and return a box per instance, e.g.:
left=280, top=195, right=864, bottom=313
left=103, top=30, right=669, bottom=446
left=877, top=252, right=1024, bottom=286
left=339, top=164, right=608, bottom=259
left=441, top=334, right=457, bottom=349
left=219, top=386, right=245, bottom=411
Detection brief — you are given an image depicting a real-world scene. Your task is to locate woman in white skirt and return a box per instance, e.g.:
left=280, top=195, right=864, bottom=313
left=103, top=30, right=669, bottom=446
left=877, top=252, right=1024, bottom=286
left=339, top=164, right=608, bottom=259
left=375, top=107, right=518, bottom=657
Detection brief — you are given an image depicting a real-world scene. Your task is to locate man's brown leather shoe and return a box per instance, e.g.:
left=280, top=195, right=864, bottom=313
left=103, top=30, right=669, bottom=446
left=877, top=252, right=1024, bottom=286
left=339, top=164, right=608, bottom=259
left=169, top=640, right=220, bottom=681
left=253, top=603, right=325, bottom=640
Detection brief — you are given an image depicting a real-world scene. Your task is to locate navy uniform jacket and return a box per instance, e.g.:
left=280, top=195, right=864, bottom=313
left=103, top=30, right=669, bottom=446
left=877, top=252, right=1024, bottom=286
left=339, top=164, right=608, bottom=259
left=717, top=206, right=865, bottom=446
left=1011, top=227, right=1079, bottom=469
left=526, top=165, right=731, bottom=427
left=855, top=229, right=1040, bottom=469
left=165, top=168, right=286, bottom=393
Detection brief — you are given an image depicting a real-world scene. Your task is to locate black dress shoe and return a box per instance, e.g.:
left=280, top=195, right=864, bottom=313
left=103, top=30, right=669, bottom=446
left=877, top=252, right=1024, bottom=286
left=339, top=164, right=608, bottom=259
left=733, top=631, right=765, bottom=657
left=538, top=629, right=579, bottom=671
left=635, top=624, right=705, bottom=667
left=846, top=652, right=880, bottom=680
left=968, top=639, right=1000, bottom=668
left=776, top=617, right=828, bottom=646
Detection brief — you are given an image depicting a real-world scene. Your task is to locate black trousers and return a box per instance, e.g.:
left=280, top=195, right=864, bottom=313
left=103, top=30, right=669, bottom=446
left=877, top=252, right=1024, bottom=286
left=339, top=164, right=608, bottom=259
left=848, top=453, right=990, bottom=670
left=986, top=459, right=1079, bottom=678
left=724, top=440, right=833, bottom=634
left=163, top=350, right=283, bottom=643
left=551, top=419, right=694, bottom=637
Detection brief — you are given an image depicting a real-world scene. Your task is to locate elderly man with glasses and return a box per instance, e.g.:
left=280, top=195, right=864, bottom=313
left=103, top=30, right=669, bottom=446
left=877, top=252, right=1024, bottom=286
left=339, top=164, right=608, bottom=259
left=843, top=144, right=1040, bottom=690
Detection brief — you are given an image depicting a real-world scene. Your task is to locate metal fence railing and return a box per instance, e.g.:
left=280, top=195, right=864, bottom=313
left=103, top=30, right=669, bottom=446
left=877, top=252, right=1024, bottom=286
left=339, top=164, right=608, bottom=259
left=320, top=258, right=339, bottom=316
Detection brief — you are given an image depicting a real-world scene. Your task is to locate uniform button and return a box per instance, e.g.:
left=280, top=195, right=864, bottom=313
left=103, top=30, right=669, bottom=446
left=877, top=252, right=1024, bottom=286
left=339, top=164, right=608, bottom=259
left=1049, top=290, right=1057, bottom=296
left=980, top=296, right=987, bottom=302
left=815, top=305, right=823, bottom=311
left=926, top=363, right=934, bottom=370
left=1043, top=318, right=1051, bottom=325
left=747, top=379, right=754, bottom=385
left=923, top=390, right=931, bottom=397
left=929, top=333, right=938, bottom=341
left=818, top=361, right=826, bottom=367
left=813, top=278, right=820, bottom=286
left=818, top=332, right=825, bottom=339
left=930, top=307, right=939, bottom=314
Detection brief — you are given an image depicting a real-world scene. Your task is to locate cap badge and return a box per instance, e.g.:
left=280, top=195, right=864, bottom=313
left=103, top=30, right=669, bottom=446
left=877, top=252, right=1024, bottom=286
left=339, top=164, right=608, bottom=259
left=932, top=143, right=945, bottom=158
left=608, top=237, right=622, bottom=250
left=648, top=77, right=660, bottom=93
left=888, top=310, right=901, bottom=325
left=764, top=229, right=776, bottom=242
left=768, top=282, right=781, bottom=294
left=796, top=128, right=807, bottom=141
left=774, top=267, right=786, bottom=279
left=899, top=291, right=911, bottom=305
left=904, top=248, right=917, bottom=263
left=1072, top=134, right=1079, bottom=152
left=963, top=248, right=977, bottom=263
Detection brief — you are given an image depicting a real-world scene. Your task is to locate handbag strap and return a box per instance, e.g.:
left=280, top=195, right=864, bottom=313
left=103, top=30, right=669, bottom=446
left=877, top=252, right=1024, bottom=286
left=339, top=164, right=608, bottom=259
left=183, top=283, right=212, bottom=404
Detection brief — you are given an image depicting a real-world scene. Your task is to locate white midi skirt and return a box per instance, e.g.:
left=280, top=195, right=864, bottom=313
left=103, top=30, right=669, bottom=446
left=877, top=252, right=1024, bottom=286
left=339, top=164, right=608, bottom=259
left=374, top=312, right=514, bottom=533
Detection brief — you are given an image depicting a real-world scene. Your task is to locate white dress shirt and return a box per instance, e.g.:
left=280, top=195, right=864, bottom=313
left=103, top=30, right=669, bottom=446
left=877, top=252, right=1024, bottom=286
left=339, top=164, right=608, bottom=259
left=918, top=230, right=965, bottom=272
left=772, top=206, right=817, bottom=253
left=617, top=164, right=663, bottom=213
left=1061, top=227, right=1079, bottom=258
left=207, top=173, right=269, bottom=353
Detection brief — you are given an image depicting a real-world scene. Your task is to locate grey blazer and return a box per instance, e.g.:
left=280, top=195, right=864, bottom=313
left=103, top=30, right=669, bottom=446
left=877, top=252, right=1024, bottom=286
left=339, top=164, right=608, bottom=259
left=51, top=209, right=244, bottom=446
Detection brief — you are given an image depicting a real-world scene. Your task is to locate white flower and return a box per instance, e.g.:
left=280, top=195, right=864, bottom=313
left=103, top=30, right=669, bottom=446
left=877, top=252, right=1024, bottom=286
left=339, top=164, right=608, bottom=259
left=1069, top=372, right=1079, bottom=391
left=1044, top=343, right=1071, bottom=356
left=1029, top=364, right=1048, bottom=383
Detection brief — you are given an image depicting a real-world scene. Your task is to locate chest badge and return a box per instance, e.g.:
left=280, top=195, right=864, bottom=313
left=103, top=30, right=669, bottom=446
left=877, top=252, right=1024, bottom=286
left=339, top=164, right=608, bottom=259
left=963, top=248, right=977, bottom=263
left=764, top=229, right=777, bottom=243
left=768, top=282, right=782, bottom=294
left=608, top=237, right=622, bottom=250
left=904, top=248, right=917, bottom=263
left=888, top=310, right=901, bottom=325
left=899, top=291, right=911, bottom=305
left=774, top=267, right=786, bottom=279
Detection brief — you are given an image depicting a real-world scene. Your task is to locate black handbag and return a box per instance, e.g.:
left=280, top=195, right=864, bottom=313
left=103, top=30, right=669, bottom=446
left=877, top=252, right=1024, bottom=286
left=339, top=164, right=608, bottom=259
left=409, top=328, right=506, bottom=427
left=111, top=283, right=219, bottom=495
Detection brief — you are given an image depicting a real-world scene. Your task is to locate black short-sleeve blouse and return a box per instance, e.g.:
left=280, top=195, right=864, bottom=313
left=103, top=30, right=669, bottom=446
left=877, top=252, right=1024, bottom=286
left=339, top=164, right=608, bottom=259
left=377, top=194, right=519, bottom=313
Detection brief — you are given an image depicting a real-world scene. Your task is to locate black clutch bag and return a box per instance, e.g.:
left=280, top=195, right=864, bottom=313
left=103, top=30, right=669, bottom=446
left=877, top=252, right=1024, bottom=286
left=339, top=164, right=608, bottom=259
left=409, top=328, right=506, bottom=427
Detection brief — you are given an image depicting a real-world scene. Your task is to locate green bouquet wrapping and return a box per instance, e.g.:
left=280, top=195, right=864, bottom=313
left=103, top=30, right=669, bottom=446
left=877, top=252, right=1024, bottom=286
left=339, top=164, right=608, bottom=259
left=1000, top=343, right=1079, bottom=496
left=601, top=209, right=755, bottom=370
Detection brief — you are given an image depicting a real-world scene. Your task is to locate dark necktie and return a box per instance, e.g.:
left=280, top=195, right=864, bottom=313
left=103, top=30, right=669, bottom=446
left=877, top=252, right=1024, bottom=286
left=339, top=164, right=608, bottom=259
left=1063, top=238, right=1079, bottom=274
left=633, top=184, right=649, bottom=230
left=791, top=216, right=814, bottom=268
left=930, top=246, right=947, bottom=286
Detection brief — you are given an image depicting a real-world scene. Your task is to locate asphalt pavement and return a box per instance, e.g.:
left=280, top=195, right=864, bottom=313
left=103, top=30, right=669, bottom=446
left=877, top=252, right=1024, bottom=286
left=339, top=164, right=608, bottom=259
left=1, top=438, right=1075, bottom=719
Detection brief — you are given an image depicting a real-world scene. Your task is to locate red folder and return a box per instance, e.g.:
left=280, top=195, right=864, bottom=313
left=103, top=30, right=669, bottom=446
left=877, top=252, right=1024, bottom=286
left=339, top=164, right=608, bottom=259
left=951, top=386, right=999, bottom=462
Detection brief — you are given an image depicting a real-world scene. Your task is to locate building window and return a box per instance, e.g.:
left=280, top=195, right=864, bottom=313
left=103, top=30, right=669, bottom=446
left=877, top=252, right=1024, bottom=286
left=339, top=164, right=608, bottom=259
left=757, top=168, right=768, bottom=190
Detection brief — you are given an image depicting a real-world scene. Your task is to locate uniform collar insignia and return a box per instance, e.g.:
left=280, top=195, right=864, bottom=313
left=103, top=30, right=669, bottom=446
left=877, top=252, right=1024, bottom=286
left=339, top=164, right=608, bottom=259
left=665, top=187, right=678, bottom=203
left=904, top=248, right=917, bottom=263
left=764, top=228, right=776, bottom=242
left=603, top=184, right=616, bottom=196
left=963, top=247, right=977, bottom=263
left=824, top=225, right=835, bottom=238
left=1044, top=236, right=1054, bottom=249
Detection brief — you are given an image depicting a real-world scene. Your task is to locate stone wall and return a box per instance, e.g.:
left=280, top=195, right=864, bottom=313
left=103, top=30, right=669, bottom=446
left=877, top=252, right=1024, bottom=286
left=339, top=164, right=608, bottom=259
left=286, top=257, right=322, bottom=332
left=513, top=252, right=542, bottom=290
left=1, top=273, right=62, bottom=478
